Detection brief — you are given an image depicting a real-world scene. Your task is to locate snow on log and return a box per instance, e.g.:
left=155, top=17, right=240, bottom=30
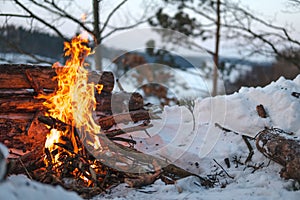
left=256, top=128, right=300, bottom=181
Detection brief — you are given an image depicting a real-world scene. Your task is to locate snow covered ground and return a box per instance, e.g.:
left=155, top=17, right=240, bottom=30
left=0, top=53, right=56, bottom=65
left=99, top=74, right=300, bottom=199
left=1, top=75, right=300, bottom=199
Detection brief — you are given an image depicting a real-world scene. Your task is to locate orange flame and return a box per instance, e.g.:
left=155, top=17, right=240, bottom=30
left=42, top=34, right=103, bottom=166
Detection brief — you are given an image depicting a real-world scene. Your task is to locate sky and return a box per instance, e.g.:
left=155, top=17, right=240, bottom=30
left=104, top=0, right=300, bottom=59
left=0, top=0, right=300, bottom=60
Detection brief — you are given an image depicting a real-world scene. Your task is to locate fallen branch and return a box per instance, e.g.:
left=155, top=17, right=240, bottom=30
left=214, top=123, right=239, bottom=135
left=98, top=109, right=154, bottom=130
left=242, top=135, right=255, bottom=163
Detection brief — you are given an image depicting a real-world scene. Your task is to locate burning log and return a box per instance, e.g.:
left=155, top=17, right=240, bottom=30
left=97, top=71, right=114, bottom=93
left=256, top=128, right=300, bottom=181
left=0, top=64, right=144, bottom=117
left=98, top=109, right=152, bottom=130
left=0, top=92, right=145, bottom=114
left=1, top=112, right=47, bottom=152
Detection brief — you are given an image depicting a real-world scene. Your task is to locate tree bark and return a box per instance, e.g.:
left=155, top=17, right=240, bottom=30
left=97, top=71, right=114, bottom=93
left=0, top=64, right=56, bottom=90
left=212, top=0, right=221, bottom=96
left=256, top=128, right=300, bottom=181
left=95, top=92, right=144, bottom=114
left=98, top=109, right=150, bottom=130
left=93, top=0, right=103, bottom=71
left=0, top=64, right=114, bottom=90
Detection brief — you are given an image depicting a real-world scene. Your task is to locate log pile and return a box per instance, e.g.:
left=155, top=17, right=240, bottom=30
left=0, top=64, right=149, bottom=154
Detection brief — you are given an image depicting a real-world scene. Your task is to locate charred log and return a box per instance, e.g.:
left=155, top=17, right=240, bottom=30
left=96, top=92, right=145, bottom=114
left=98, top=71, right=114, bottom=93
left=98, top=109, right=151, bottom=130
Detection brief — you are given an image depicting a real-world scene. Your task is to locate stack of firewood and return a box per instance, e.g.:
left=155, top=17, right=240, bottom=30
left=0, top=64, right=151, bottom=155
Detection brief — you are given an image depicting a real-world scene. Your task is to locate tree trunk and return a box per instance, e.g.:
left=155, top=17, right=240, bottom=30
left=93, top=0, right=103, bottom=71
left=212, top=0, right=221, bottom=97
left=95, top=46, right=103, bottom=71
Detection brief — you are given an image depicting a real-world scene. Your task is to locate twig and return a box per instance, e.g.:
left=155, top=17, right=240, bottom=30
left=214, top=123, right=239, bottom=135
left=213, top=159, right=234, bottom=179
left=242, top=135, right=255, bottom=163
left=109, top=137, right=136, bottom=144
left=144, top=129, right=151, bottom=138
left=116, top=78, right=125, bottom=92
left=18, top=157, right=33, bottom=180
left=247, top=162, right=265, bottom=173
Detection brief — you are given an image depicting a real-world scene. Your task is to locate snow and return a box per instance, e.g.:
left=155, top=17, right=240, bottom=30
left=0, top=53, right=56, bottom=65
left=97, top=74, right=300, bottom=199
left=115, top=65, right=226, bottom=103
left=1, top=74, right=300, bottom=199
left=0, top=175, right=81, bottom=200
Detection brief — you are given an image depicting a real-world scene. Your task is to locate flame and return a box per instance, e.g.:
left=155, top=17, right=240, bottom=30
left=95, top=84, right=104, bottom=94
left=42, top=34, right=103, bottom=167
left=81, top=13, right=87, bottom=23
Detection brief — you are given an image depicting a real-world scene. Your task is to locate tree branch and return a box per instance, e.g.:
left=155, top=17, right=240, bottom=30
left=100, top=0, right=128, bottom=35
left=13, top=0, right=67, bottom=41
left=42, top=0, right=93, bottom=36
left=101, top=18, right=148, bottom=40
left=0, top=14, right=31, bottom=18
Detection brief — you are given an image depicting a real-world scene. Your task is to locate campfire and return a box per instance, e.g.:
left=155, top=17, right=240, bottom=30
left=0, top=34, right=213, bottom=198
left=38, top=34, right=107, bottom=188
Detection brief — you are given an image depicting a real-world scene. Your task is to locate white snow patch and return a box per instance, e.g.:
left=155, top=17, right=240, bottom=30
left=0, top=175, right=82, bottom=200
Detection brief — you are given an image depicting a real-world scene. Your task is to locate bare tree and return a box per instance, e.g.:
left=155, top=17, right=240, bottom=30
left=149, top=0, right=300, bottom=95
left=0, top=0, right=154, bottom=70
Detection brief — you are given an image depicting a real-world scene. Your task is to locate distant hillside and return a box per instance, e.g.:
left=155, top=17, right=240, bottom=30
left=0, top=25, right=272, bottom=69
left=0, top=25, right=64, bottom=59
left=108, top=48, right=272, bottom=70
